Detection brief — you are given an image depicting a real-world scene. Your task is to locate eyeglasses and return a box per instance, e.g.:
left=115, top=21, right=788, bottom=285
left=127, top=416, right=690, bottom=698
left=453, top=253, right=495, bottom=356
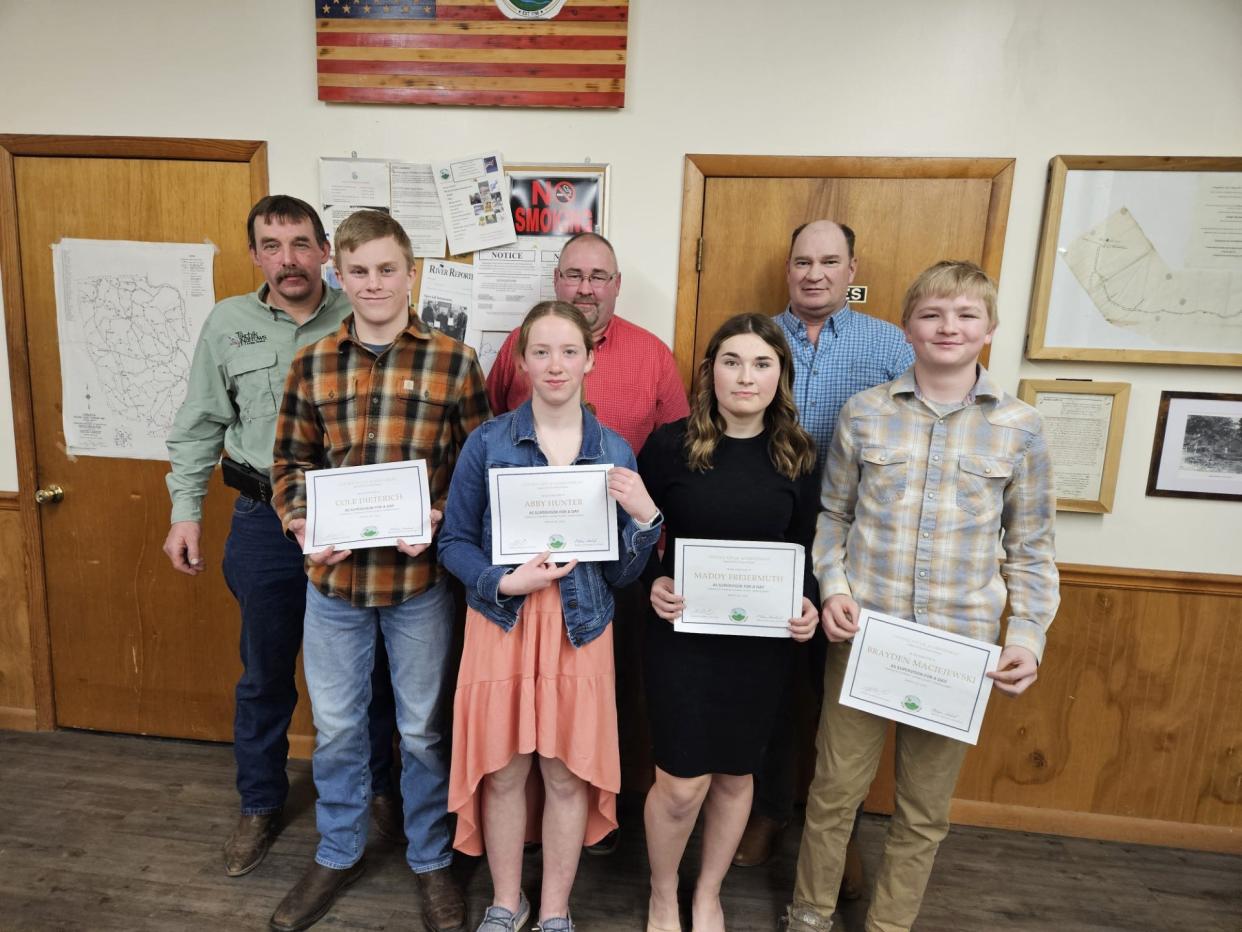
left=558, top=269, right=617, bottom=286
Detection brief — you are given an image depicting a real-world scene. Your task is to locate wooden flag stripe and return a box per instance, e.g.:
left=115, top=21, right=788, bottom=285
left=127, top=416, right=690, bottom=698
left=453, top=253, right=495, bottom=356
left=318, top=45, right=623, bottom=62
left=319, top=72, right=623, bottom=92
left=318, top=31, right=625, bottom=49
left=317, top=58, right=626, bottom=77
left=318, top=85, right=625, bottom=107
left=316, top=18, right=625, bottom=34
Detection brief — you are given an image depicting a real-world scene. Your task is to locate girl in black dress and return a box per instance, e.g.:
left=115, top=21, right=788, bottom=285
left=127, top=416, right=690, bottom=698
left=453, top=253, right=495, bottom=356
left=637, top=313, right=820, bottom=932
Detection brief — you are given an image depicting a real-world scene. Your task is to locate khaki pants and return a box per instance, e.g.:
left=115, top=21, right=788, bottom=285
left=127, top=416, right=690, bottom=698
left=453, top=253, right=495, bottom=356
left=793, top=642, right=969, bottom=932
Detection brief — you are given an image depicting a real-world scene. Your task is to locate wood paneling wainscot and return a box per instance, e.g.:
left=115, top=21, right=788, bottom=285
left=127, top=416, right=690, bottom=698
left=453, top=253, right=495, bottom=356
left=0, top=492, right=36, bottom=729
left=949, top=564, right=1242, bottom=853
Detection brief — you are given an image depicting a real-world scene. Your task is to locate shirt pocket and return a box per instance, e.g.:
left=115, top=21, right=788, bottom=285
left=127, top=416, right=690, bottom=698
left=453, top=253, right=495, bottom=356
left=399, top=373, right=454, bottom=456
left=956, top=454, right=1013, bottom=519
left=226, top=348, right=278, bottom=421
left=311, top=377, right=359, bottom=453
left=859, top=446, right=910, bottom=505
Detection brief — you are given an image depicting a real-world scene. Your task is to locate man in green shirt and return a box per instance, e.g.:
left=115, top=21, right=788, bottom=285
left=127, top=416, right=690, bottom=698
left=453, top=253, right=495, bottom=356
left=163, top=195, right=401, bottom=878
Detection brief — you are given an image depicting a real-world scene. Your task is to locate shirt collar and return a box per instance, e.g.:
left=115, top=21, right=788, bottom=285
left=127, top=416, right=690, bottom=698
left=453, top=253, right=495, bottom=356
left=256, top=281, right=332, bottom=321
left=510, top=399, right=606, bottom=461
left=891, top=364, right=999, bottom=405
left=779, top=304, right=855, bottom=338
left=336, top=313, right=429, bottom=352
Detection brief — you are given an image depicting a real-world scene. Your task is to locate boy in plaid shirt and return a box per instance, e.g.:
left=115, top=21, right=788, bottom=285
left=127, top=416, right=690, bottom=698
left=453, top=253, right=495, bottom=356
left=270, top=210, right=489, bottom=932
left=784, top=261, right=1059, bottom=932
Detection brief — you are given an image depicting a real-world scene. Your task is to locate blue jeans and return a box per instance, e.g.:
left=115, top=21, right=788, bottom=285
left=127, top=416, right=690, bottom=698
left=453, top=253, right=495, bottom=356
left=303, top=578, right=455, bottom=872
left=221, top=496, right=398, bottom=814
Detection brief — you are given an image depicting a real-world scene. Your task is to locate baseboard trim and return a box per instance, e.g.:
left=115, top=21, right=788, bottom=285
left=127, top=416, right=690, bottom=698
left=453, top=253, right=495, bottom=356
left=949, top=798, right=1241, bottom=854
left=0, top=705, right=38, bottom=730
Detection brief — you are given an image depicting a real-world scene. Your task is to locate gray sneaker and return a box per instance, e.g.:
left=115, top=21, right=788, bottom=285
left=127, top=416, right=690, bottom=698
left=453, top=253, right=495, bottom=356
left=779, top=903, right=833, bottom=932
left=535, top=916, right=574, bottom=932
left=477, top=892, right=530, bottom=932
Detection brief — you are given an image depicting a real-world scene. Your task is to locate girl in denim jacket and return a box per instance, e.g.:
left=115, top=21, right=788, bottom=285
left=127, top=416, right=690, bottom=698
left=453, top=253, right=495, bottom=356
left=439, top=301, right=662, bottom=932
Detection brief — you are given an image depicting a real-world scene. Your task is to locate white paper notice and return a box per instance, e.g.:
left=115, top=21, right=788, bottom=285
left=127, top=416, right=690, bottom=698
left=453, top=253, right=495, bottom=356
left=52, top=238, right=216, bottom=460
left=472, top=247, right=559, bottom=332
left=417, top=259, right=474, bottom=344
left=839, top=609, right=1001, bottom=745
left=1033, top=391, right=1113, bottom=501
left=432, top=151, right=518, bottom=255
left=319, top=157, right=392, bottom=239
left=391, top=161, right=447, bottom=257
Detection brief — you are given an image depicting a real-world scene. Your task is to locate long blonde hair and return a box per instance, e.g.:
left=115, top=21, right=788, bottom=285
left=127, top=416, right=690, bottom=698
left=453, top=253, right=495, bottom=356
left=685, top=313, right=815, bottom=479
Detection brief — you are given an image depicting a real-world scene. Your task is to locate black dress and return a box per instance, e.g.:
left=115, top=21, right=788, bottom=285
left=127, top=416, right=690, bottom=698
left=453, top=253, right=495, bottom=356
left=637, top=419, right=820, bottom=778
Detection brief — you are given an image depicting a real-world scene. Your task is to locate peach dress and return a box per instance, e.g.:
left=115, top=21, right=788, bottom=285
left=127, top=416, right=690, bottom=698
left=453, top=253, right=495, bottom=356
left=447, top=581, right=620, bottom=854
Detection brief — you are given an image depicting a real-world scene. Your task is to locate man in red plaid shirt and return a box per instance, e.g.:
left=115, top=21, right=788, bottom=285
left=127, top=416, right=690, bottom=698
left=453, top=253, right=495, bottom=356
left=486, top=233, right=688, bottom=456
left=270, top=210, right=489, bottom=932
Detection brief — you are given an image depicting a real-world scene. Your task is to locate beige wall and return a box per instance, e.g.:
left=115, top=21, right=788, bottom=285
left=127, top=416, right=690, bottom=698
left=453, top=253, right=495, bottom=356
left=1, top=0, right=1240, bottom=575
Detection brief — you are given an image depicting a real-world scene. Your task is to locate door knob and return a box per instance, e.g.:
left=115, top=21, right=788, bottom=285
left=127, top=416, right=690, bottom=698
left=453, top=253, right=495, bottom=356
left=34, top=484, right=64, bottom=505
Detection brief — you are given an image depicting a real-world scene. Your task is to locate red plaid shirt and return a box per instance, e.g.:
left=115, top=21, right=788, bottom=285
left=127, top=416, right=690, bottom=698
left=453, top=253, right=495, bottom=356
left=486, top=315, right=688, bottom=454
left=272, top=316, right=490, bottom=607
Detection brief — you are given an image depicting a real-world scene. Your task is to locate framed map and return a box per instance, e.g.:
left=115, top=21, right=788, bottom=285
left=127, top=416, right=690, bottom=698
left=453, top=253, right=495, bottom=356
left=1026, top=156, right=1242, bottom=367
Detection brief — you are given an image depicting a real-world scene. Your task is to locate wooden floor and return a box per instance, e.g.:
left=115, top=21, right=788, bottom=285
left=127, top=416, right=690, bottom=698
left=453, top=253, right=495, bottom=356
left=1, top=730, right=1239, bottom=932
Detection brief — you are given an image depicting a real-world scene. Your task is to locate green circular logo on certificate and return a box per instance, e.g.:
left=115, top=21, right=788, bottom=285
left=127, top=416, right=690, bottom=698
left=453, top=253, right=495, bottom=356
left=362, top=526, right=378, bottom=538
left=729, top=608, right=748, bottom=622
left=902, top=695, right=922, bottom=712
left=548, top=533, right=566, bottom=551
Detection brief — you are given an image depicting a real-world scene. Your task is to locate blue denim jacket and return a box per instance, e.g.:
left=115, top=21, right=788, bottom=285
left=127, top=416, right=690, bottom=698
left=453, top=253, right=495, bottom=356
left=439, top=400, right=662, bottom=648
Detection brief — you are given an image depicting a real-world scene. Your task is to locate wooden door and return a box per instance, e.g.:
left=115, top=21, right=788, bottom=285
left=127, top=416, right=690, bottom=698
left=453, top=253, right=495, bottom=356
left=674, top=156, right=1014, bottom=387
left=1, top=137, right=312, bottom=746
left=672, top=155, right=1015, bottom=811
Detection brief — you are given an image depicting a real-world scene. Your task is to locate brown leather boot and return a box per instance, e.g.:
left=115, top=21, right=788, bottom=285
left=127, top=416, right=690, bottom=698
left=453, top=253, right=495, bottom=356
left=415, top=866, right=466, bottom=932
left=223, top=810, right=281, bottom=877
left=269, top=859, right=366, bottom=932
left=732, top=813, right=786, bottom=867
left=371, top=792, right=407, bottom=845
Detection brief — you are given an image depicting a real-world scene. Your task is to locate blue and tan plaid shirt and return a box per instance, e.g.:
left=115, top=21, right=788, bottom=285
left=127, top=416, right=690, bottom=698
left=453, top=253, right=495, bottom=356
left=813, top=367, right=1060, bottom=661
left=776, top=306, right=914, bottom=473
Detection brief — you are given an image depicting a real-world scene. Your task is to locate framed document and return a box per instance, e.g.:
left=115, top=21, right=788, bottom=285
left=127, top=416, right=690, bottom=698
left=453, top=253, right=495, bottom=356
left=1017, top=379, right=1129, bottom=513
left=1026, top=155, right=1242, bottom=367
left=673, top=539, right=803, bottom=639
left=839, top=609, right=1001, bottom=745
left=489, top=464, right=618, bottom=564
left=303, top=459, right=432, bottom=554
left=1146, top=390, right=1242, bottom=502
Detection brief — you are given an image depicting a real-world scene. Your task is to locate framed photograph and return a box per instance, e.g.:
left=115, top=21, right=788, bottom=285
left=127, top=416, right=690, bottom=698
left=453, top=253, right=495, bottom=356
left=1146, top=391, right=1242, bottom=502
left=1018, top=379, right=1130, bottom=513
left=1026, top=155, right=1242, bottom=368
left=504, top=162, right=609, bottom=245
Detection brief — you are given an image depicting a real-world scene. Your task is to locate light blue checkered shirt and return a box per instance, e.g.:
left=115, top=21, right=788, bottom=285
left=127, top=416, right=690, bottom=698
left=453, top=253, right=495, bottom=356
left=776, top=306, right=915, bottom=471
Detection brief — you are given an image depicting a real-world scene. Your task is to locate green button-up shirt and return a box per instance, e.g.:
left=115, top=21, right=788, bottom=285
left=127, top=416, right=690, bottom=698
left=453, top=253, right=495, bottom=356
left=165, top=284, right=351, bottom=523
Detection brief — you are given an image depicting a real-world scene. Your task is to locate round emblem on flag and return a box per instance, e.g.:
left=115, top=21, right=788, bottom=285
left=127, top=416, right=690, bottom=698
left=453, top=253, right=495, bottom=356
left=494, top=0, right=569, bottom=19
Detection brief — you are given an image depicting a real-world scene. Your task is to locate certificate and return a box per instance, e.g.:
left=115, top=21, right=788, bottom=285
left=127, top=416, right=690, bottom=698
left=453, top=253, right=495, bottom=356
left=303, top=460, right=432, bottom=554
left=673, top=539, right=803, bottom=639
left=839, top=609, right=1001, bottom=745
left=489, top=464, right=617, bottom=564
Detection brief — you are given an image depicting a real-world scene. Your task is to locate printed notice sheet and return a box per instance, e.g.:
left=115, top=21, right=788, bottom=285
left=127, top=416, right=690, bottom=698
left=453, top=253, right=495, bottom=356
left=432, top=151, right=517, bottom=255
left=304, top=460, right=432, bottom=554
left=674, top=539, right=803, bottom=638
left=472, top=246, right=559, bottom=332
left=319, top=157, right=447, bottom=257
left=489, top=464, right=617, bottom=564
left=840, top=609, right=1001, bottom=744
left=417, top=259, right=474, bottom=344
left=1032, top=391, right=1113, bottom=501
left=52, top=238, right=216, bottom=460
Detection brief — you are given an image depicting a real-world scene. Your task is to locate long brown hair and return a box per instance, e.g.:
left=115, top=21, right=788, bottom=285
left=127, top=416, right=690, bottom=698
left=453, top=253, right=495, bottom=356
left=685, top=313, right=815, bottom=479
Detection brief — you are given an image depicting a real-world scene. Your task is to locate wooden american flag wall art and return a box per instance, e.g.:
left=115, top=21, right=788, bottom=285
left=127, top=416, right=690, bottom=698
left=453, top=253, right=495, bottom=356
left=315, top=0, right=629, bottom=108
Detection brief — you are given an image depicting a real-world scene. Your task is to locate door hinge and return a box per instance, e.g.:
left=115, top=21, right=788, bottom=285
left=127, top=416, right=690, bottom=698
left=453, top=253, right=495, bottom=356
left=696, top=237, right=704, bottom=272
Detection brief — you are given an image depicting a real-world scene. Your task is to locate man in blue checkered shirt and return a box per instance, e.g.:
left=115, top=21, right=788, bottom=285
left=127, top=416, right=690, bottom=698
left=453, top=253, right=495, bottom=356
left=733, top=219, right=913, bottom=880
